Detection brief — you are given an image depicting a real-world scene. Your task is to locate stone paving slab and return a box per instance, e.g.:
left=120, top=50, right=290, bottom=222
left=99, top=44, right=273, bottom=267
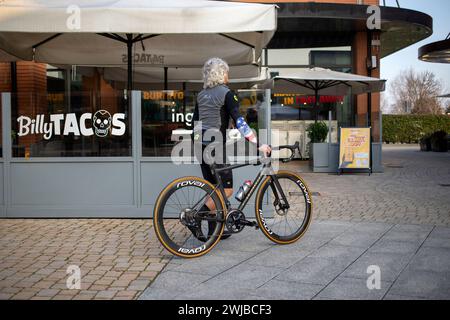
left=139, top=220, right=450, bottom=300
left=292, top=145, right=450, bottom=226
left=1, top=145, right=449, bottom=300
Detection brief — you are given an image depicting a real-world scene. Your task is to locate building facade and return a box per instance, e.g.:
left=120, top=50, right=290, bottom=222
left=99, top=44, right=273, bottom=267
left=0, top=0, right=432, bottom=217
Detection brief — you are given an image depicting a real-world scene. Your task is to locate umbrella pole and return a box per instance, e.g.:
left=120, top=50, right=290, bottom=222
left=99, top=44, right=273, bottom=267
left=126, top=34, right=133, bottom=95
left=164, top=67, right=168, bottom=91
left=314, top=86, right=319, bottom=123
left=328, top=108, right=332, bottom=143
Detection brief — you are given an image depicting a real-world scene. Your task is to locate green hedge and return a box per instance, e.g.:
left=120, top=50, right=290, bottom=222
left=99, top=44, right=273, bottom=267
left=383, top=115, right=450, bottom=144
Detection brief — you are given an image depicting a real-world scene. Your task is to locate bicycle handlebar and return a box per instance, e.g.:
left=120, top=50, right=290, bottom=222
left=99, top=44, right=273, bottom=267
left=270, top=141, right=300, bottom=163
left=213, top=141, right=301, bottom=171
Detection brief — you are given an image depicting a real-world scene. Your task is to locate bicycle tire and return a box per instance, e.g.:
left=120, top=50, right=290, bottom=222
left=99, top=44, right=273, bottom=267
left=153, top=176, right=226, bottom=258
left=255, top=171, right=313, bottom=244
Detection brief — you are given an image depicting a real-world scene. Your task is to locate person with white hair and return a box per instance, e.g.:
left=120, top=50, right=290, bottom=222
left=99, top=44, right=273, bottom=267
left=189, top=57, right=272, bottom=242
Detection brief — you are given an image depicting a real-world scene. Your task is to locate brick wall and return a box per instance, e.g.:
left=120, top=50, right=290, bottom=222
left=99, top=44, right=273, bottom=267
left=0, top=63, right=12, bottom=92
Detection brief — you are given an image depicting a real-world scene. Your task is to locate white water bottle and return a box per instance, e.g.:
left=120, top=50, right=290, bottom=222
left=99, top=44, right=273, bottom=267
left=235, top=180, right=252, bottom=202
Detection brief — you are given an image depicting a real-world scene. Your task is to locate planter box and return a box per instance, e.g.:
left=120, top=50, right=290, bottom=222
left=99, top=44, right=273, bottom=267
left=309, top=142, right=384, bottom=173
left=309, top=143, right=339, bottom=173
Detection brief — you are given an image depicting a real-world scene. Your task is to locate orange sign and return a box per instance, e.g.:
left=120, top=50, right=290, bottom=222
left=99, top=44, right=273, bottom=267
left=339, top=127, right=371, bottom=169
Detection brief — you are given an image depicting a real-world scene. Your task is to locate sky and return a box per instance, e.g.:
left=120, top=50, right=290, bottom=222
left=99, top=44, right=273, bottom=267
left=381, top=0, right=450, bottom=101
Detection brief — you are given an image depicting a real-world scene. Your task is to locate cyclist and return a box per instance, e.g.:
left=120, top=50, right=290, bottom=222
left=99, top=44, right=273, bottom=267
left=190, top=57, right=271, bottom=242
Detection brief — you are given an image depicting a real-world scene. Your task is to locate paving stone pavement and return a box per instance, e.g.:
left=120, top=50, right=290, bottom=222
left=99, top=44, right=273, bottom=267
left=139, top=145, right=450, bottom=300
left=1, top=144, right=449, bottom=300
left=0, top=219, right=181, bottom=300
left=294, top=145, right=450, bottom=226
left=139, top=220, right=450, bottom=300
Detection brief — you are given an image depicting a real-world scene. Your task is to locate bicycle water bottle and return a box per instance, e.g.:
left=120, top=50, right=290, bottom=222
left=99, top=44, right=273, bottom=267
left=235, top=180, right=252, bottom=202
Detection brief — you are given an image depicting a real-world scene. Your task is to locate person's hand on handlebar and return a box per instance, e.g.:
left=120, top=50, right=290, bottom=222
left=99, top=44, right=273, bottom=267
left=258, top=144, right=272, bottom=157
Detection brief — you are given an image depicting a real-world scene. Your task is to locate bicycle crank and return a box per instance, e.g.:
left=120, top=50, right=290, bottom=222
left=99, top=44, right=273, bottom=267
left=225, top=209, right=259, bottom=233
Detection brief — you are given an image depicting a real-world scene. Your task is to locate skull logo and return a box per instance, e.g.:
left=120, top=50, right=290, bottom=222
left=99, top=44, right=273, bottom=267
left=93, top=110, right=112, bottom=137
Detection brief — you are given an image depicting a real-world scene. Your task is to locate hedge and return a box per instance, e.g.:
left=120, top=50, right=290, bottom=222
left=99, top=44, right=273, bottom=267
left=382, top=115, right=450, bottom=144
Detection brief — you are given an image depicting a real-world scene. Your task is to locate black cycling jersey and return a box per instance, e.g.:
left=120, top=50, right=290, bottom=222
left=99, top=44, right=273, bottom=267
left=192, top=85, right=241, bottom=143
left=192, top=84, right=244, bottom=189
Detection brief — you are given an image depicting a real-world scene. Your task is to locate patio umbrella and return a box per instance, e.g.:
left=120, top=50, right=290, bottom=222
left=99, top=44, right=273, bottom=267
left=264, top=67, right=386, bottom=122
left=73, top=65, right=268, bottom=89
left=0, top=0, right=277, bottom=91
left=0, top=49, right=19, bottom=61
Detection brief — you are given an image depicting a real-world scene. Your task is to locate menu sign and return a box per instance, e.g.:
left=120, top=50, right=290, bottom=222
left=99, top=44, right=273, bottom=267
left=339, top=127, right=371, bottom=169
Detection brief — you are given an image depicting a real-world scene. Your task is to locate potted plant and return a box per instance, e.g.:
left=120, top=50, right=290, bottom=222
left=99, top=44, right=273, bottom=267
left=306, top=122, right=329, bottom=170
left=430, top=130, right=448, bottom=152
left=419, top=134, right=431, bottom=152
left=306, top=121, right=329, bottom=144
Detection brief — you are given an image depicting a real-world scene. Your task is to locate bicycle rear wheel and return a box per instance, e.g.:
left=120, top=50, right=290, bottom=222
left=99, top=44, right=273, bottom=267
left=153, top=176, right=226, bottom=258
left=255, top=171, right=313, bottom=244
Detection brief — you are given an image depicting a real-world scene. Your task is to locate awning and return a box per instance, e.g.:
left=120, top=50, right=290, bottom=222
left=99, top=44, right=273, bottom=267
left=0, top=0, right=277, bottom=89
left=73, top=66, right=270, bottom=91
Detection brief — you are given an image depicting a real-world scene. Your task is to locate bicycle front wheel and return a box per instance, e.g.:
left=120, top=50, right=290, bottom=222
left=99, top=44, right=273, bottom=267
left=255, top=171, right=313, bottom=244
left=153, top=176, right=226, bottom=258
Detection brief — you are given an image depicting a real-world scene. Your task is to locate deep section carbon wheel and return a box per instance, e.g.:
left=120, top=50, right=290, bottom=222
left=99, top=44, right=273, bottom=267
left=255, top=171, right=312, bottom=244
left=153, top=176, right=226, bottom=258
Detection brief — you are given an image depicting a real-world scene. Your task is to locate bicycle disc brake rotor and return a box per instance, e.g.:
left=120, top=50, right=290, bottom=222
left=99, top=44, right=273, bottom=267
left=273, top=200, right=288, bottom=216
left=276, top=206, right=288, bottom=216
left=225, top=210, right=245, bottom=233
left=179, top=208, right=197, bottom=227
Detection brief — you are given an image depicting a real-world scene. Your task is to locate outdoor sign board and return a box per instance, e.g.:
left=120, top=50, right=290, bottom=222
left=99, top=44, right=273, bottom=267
left=338, top=127, right=371, bottom=172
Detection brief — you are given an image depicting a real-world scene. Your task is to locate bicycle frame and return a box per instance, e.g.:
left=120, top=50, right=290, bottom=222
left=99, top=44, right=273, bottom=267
left=211, top=158, right=290, bottom=214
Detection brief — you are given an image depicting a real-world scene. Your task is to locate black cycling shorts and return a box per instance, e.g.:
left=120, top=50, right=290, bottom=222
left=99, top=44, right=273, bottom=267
left=198, top=142, right=233, bottom=189
left=200, top=163, right=233, bottom=189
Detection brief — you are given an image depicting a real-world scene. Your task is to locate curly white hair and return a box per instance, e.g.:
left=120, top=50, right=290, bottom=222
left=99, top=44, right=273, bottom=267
left=202, top=57, right=229, bottom=89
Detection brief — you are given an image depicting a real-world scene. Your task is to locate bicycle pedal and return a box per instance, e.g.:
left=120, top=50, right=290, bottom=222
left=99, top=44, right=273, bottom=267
left=243, top=220, right=259, bottom=229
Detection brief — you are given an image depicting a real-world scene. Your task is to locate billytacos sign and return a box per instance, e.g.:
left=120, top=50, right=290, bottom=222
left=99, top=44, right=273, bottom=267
left=339, top=127, right=371, bottom=170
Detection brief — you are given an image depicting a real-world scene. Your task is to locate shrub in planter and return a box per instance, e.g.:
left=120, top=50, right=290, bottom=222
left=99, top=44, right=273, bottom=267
left=306, top=121, right=328, bottom=143
left=419, top=134, right=431, bottom=152
left=430, top=130, right=448, bottom=152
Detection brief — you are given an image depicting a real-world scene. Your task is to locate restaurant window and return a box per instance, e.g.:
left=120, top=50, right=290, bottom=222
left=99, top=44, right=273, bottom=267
left=11, top=65, right=131, bottom=157
left=309, top=50, right=352, bottom=69
left=141, top=90, right=194, bottom=157
left=141, top=89, right=266, bottom=157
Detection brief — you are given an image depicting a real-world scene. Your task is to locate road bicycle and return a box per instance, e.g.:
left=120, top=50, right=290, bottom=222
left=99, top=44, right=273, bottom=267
left=153, top=142, right=313, bottom=258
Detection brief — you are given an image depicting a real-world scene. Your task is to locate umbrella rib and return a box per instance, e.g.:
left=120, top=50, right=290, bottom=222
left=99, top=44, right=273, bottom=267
left=219, top=34, right=255, bottom=49
left=136, top=34, right=161, bottom=42
left=283, top=78, right=313, bottom=91
left=320, top=80, right=341, bottom=90
left=32, top=33, right=62, bottom=50
left=97, top=33, right=127, bottom=43
left=304, top=80, right=317, bottom=91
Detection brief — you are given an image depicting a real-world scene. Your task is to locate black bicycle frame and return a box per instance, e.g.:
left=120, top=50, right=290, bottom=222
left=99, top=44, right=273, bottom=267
left=211, top=159, right=290, bottom=213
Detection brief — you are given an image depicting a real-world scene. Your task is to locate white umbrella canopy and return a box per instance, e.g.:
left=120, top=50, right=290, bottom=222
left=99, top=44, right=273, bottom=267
left=0, top=49, right=19, bottom=61
left=73, top=66, right=269, bottom=90
left=101, top=64, right=263, bottom=83
left=265, top=68, right=386, bottom=96
left=0, top=0, right=277, bottom=66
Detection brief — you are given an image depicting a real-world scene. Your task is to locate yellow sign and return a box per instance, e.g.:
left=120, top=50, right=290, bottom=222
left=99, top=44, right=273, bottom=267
left=142, top=91, right=184, bottom=100
left=339, top=127, right=371, bottom=169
